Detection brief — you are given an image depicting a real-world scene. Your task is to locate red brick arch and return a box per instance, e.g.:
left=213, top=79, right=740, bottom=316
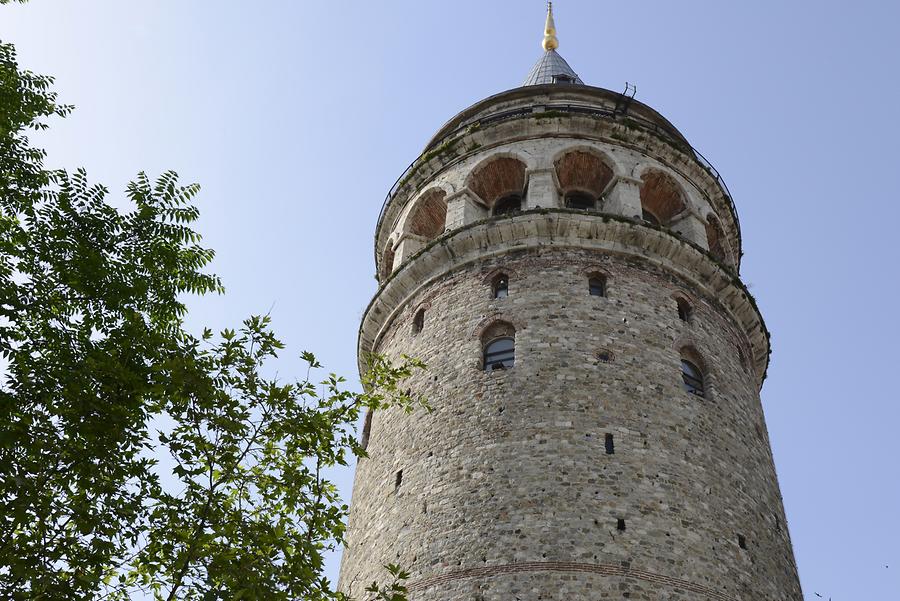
left=640, top=169, right=686, bottom=225
left=554, top=149, right=614, bottom=198
left=407, top=189, right=447, bottom=240
left=467, top=156, right=527, bottom=208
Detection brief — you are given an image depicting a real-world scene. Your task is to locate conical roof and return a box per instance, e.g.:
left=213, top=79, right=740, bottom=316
left=523, top=49, right=583, bottom=86
left=522, top=3, right=583, bottom=87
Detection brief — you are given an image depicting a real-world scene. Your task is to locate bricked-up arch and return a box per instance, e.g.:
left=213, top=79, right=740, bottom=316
left=706, top=214, right=728, bottom=264
left=640, top=170, right=686, bottom=225
left=408, top=189, right=447, bottom=240
left=554, top=150, right=614, bottom=204
left=468, top=156, right=527, bottom=209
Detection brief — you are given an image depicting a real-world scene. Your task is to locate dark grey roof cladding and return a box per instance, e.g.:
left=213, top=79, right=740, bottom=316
left=522, top=50, right=583, bottom=86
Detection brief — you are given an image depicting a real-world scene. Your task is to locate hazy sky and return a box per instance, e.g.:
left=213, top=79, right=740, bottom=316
left=4, top=1, right=899, bottom=598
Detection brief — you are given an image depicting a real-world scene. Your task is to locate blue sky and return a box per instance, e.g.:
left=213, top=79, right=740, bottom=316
left=4, top=1, right=899, bottom=598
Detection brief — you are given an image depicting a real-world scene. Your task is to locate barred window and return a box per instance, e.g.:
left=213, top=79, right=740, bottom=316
left=589, top=274, right=606, bottom=297
left=484, top=337, right=515, bottom=372
left=681, top=359, right=705, bottom=397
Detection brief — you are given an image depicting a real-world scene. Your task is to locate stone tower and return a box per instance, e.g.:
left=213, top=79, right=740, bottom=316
left=339, top=5, right=802, bottom=600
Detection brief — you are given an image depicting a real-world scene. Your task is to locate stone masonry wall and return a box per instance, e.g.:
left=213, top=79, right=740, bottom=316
left=338, top=246, right=802, bottom=600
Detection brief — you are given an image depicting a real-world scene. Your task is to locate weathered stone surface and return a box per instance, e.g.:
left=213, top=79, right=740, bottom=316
left=340, top=86, right=800, bottom=601
left=339, top=246, right=800, bottom=601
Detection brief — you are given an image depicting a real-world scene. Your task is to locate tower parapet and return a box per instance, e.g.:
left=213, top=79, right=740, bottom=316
left=341, top=6, right=800, bottom=601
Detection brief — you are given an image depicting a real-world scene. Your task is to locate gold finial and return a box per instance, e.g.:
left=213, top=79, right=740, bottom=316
left=542, top=1, right=559, bottom=51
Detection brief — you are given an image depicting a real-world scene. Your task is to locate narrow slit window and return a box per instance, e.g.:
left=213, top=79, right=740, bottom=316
left=412, top=308, right=425, bottom=334
left=605, top=434, right=615, bottom=455
left=738, top=534, right=747, bottom=550
left=492, top=274, right=509, bottom=299
left=617, top=518, right=626, bottom=531
left=395, top=470, right=403, bottom=490
left=676, top=298, right=692, bottom=322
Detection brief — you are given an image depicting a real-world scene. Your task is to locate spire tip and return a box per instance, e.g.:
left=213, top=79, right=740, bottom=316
left=542, top=1, right=559, bottom=51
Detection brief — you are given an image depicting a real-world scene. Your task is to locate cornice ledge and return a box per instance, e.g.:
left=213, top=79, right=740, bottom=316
left=360, top=210, right=769, bottom=388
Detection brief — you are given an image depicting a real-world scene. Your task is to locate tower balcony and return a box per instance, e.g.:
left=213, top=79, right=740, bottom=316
left=375, top=85, right=741, bottom=284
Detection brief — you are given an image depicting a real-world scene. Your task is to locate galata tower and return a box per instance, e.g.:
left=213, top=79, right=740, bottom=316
left=339, top=4, right=802, bottom=600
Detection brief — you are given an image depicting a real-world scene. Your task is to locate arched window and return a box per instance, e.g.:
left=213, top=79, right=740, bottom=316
left=565, top=191, right=596, bottom=210
left=412, top=308, right=425, bottom=334
left=681, top=359, right=705, bottom=397
left=468, top=156, right=527, bottom=214
left=493, top=194, right=522, bottom=216
left=481, top=321, right=516, bottom=372
left=588, top=274, right=606, bottom=297
left=492, top=273, right=509, bottom=299
left=676, top=297, right=692, bottom=322
left=484, top=338, right=515, bottom=372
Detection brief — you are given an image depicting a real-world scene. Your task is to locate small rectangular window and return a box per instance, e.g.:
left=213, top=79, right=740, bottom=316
left=617, top=518, right=626, bottom=531
left=738, top=534, right=747, bottom=549
left=395, top=470, right=403, bottom=490
left=605, top=433, right=615, bottom=455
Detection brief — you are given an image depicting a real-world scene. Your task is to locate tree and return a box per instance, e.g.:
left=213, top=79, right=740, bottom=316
left=0, top=25, right=420, bottom=601
left=123, top=327, right=422, bottom=601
